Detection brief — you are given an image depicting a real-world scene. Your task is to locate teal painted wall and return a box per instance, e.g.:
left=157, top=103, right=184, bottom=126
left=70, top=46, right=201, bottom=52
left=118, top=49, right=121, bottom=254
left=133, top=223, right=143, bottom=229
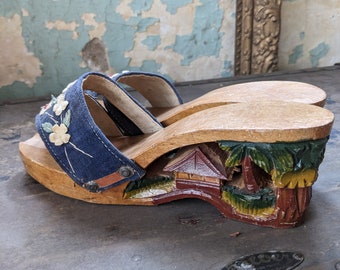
left=0, top=0, right=236, bottom=103
left=1, top=0, right=340, bottom=103
left=279, top=0, right=340, bottom=71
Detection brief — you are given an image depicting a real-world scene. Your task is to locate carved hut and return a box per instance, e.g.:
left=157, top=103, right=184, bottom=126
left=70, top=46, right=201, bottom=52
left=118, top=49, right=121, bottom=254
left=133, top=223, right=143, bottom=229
left=163, top=144, right=228, bottom=187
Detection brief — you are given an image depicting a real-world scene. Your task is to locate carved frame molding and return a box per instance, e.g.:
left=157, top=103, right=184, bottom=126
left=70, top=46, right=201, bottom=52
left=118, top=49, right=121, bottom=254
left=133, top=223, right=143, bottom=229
left=234, top=0, right=282, bottom=75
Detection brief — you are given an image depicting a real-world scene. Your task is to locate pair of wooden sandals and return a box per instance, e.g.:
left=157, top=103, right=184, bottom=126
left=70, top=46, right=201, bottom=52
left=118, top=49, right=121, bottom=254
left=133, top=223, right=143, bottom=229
left=19, top=71, right=334, bottom=228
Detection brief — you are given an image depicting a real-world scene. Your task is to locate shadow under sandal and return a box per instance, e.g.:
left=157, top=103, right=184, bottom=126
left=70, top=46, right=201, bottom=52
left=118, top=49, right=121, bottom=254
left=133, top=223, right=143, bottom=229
left=112, top=71, right=327, bottom=126
left=19, top=72, right=334, bottom=228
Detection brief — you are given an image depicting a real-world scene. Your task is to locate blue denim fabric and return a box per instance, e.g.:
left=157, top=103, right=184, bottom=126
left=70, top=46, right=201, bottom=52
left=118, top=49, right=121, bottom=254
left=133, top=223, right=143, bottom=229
left=35, top=72, right=146, bottom=192
left=112, top=71, right=183, bottom=105
left=103, top=97, right=144, bottom=136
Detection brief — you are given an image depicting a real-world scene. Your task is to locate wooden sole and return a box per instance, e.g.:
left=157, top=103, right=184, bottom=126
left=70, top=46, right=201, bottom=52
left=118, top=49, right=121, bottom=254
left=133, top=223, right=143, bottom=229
left=148, top=81, right=327, bottom=125
left=19, top=101, right=334, bottom=228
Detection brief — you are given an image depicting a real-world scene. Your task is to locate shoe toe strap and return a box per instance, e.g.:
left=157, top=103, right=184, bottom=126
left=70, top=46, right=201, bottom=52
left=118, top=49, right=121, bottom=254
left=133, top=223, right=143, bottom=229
left=113, top=71, right=183, bottom=107
left=36, top=72, right=151, bottom=192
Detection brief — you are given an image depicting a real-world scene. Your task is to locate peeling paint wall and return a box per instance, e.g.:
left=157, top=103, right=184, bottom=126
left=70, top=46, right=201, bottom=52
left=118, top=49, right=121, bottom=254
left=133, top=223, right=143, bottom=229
left=279, top=0, right=340, bottom=70
left=0, top=0, right=236, bottom=103
left=1, top=0, right=339, bottom=103
left=0, top=14, right=42, bottom=88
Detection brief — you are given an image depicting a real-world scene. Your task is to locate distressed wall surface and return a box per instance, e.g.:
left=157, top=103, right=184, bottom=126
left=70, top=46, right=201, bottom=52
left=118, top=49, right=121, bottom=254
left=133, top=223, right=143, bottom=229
left=1, top=0, right=340, bottom=103
left=279, top=0, right=340, bottom=70
left=0, top=0, right=236, bottom=103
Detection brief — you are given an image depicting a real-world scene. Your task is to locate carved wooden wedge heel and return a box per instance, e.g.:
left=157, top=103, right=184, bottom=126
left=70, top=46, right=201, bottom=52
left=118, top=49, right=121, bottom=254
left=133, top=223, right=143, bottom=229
left=19, top=72, right=334, bottom=228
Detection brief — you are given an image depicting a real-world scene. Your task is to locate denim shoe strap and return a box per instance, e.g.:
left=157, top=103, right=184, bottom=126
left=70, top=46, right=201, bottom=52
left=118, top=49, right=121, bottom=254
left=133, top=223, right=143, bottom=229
left=103, top=97, right=144, bottom=136
left=112, top=71, right=183, bottom=107
left=85, top=72, right=163, bottom=134
left=35, top=72, right=157, bottom=192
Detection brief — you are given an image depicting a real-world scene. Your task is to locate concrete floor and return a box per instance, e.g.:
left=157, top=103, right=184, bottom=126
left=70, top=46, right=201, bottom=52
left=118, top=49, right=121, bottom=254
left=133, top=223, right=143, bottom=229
left=1, top=66, right=340, bottom=270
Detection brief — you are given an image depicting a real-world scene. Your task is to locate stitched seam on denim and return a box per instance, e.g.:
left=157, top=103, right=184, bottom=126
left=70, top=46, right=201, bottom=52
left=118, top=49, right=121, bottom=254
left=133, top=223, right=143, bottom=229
left=38, top=117, right=80, bottom=181
left=81, top=90, right=139, bottom=178
left=39, top=112, right=131, bottom=184
left=127, top=92, right=162, bottom=132
left=77, top=111, right=128, bottom=181
left=117, top=72, right=183, bottom=105
left=85, top=121, right=145, bottom=185
left=88, top=120, right=125, bottom=165
left=38, top=73, right=142, bottom=185
left=72, top=80, right=123, bottom=164
left=77, top=77, right=134, bottom=182
left=103, top=72, right=162, bottom=133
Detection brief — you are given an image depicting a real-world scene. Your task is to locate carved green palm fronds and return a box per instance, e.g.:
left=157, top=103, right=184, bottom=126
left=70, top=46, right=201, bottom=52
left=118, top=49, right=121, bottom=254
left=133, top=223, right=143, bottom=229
left=219, top=137, right=329, bottom=188
left=124, top=175, right=175, bottom=199
left=222, top=186, right=276, bottom=216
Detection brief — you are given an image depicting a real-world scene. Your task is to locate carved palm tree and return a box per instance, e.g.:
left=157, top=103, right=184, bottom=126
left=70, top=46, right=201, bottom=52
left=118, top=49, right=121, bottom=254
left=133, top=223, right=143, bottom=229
left=220, top=142, right=277, bottom=193
left=219, top=138, right=328, bottom=192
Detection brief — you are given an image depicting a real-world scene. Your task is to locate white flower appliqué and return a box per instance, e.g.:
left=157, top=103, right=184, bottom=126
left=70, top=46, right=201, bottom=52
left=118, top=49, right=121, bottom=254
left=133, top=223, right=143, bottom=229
left=49, top=123, right=71, bottom=146
left=53, top=94, right=69, bottom=116
left=40, top=86, right=93, bottom=173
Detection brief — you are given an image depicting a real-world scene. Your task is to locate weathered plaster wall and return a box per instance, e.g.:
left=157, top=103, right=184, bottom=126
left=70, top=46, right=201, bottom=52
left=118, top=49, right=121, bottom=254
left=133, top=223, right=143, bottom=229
left=0, top=14, right=42, bottom=89
left=279, top=0, right=340, bottom=71
left=0, top=0, right=236, bottom=103
left=2, top=0, right=339, bottom=103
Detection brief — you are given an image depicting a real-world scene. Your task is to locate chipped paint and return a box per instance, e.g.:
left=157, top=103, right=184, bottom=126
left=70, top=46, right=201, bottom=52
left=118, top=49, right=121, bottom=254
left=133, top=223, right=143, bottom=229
left=160, top=0, right=193, bottom=14
left=130, top=0, right=153, bottom=14
left=81, top=13, right=106, bottom=40
left=5, top=0, right=339, bottom=102
left=116, top=0, right=135, bottom=20
left=309, top=42, right=330, bottom=67
left=279, top=0, right=340, bottom=71
left=21, top=8, right=29, bottom=17
left=45, top=20, right=79, bottom=40
left=0, top=14, right=42, bottom=88
left=120, top=0, right=235, bottom=81
left=120, top=0, right=201, bottom=79
left=289, top=44, right=303, bottom=64
left=142, top=35, right=161, bottom=50
left=80, top=38, right=113, bottom=74
left=299, top=31, right=305, bottom=40
left=0, top=0, right=238, bottom=102
left=221, top=60, right=233, bottom=77
left=172, top=0, right=224, bottom=66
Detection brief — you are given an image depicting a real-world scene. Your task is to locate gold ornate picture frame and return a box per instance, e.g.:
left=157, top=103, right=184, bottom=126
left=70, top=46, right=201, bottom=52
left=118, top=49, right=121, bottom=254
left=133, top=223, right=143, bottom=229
left=234, top=0, right=282, bottom=75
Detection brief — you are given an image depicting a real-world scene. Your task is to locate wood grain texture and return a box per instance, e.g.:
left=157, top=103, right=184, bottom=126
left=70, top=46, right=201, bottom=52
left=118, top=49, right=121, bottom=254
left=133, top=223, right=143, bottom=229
left=153, top=81, right=327, bottom=125
left=19, top=101, right=333, bottom=207
left=128, top=102, right=333, bottom=167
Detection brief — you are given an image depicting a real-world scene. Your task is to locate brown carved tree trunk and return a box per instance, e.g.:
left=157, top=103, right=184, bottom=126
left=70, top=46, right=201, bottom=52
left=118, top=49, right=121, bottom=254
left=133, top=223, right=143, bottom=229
left=275, top=187, right=312, bottom=226
left=242, top=156, right=260, bottom=193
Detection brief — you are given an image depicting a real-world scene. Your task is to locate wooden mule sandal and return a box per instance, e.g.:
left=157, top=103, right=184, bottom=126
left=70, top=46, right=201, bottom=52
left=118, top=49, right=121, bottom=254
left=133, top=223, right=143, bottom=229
left=112, top=71, right=327, bottom=126
left=19, top=72, right=334, bottom=228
